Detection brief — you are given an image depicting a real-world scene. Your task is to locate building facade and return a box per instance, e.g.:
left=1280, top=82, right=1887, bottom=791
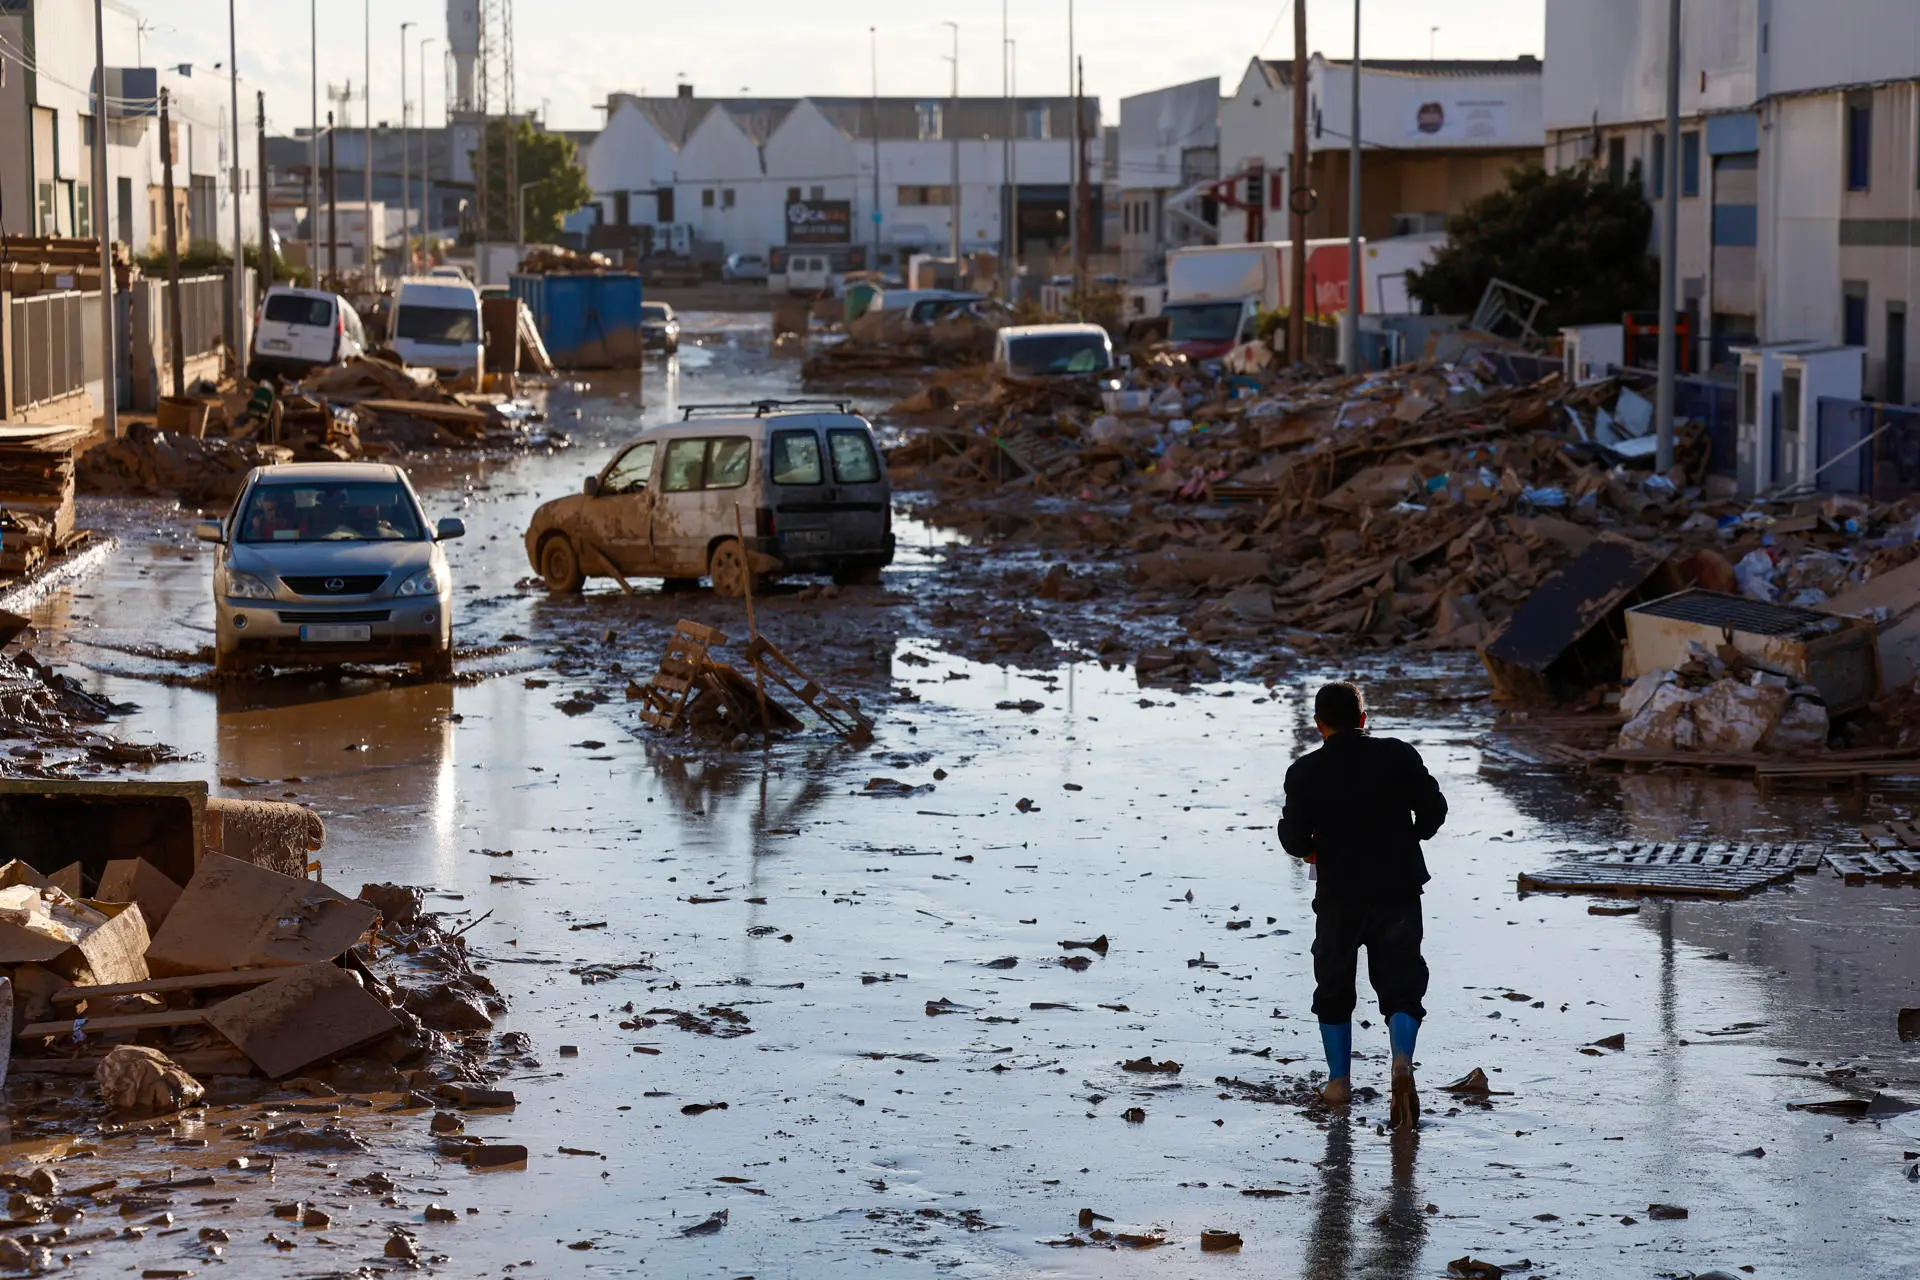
left=1116, top=77, right=1220, bottom=283
left=1545, top=0, right=1919, bottom=399
left=1217, top=54, right=1543, bottom=248
left=582, top=87, right=1103, bottom=265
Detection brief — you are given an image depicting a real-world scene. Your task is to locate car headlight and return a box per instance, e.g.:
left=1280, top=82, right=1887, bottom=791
left=396, top=568, right=442, bottom=597
left=226, top=571, right=276, bottom=600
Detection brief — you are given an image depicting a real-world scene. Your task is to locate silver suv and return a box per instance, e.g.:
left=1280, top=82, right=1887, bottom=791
left=197, top=463, right=464, bottom=678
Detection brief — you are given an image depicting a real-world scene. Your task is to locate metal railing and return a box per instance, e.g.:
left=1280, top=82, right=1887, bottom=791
left=167, top=274, right=227, bottom=364
left=7, top=290, right=89, bottom=411
left=1816, top=398, right=1920, bottom=498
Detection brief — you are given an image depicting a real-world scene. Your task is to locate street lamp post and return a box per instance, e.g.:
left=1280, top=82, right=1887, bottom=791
left=229, top=0, right=245, bottom=359
left=1343, top=0, right=1361, bottom=374
left=91, top=0, right=116, bottom=436
left=419, top=37, right=438, bottom=261
left=364, top=0, right=372, bottom=284
left=309, top=0, right=318, bottom=279
left=399, top=21, right=414, bottom=276
left=943, top=21, right=959, bottom=271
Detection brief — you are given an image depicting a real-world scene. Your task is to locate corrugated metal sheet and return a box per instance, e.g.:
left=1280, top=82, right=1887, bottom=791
left=508, top=274, right=645, bottom=370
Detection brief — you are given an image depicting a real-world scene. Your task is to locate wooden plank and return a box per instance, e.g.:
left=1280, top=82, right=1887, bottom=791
left=19, top=1008, right=211, bottom=1039
left=53, top=965, right=327, bottom=1005
left=1518, top=861, right=1793, bottom=899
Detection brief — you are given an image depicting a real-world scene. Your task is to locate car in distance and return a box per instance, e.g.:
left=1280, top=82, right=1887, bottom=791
left=723, top=253, right=770, bottom=283
left=387, top=276, right=485, bottom=382
left=641, top=302, right=681, bottom=354
left=247, top=286, right=367, bottom=382
left=197, top=462, right=465, bottom=678
left=524, top=402, right=894, bottom=596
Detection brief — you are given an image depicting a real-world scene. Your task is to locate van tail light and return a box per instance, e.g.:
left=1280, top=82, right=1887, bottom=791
left=755, top=507, right=776, bottom=538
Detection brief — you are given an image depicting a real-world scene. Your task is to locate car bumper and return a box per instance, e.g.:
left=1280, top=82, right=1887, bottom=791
left=761, top=532, right=895, bottom=574
left=217, top=596, right=451, bottom=662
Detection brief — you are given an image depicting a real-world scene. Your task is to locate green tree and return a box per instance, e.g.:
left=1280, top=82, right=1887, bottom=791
left=472, top=118, right=591, bottom=244
left=1406, top=163, right=1659, bottom=333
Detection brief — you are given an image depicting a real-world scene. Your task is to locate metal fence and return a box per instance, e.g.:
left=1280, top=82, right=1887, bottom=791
left=1814, top=398, right=1920, bottom=499
left=1672, top=375, right=1739, bottom=477
left=168, top=275, right=227, bottom=365
left=7, top=290, right=90, bottom=411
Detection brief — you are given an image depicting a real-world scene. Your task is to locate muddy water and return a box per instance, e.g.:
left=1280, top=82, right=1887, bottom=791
left=8, top=321, right=1919, bottom=1276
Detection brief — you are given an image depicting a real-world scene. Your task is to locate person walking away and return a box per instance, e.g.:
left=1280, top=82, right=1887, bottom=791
left=1276, top=681, right=1447, bottom=1131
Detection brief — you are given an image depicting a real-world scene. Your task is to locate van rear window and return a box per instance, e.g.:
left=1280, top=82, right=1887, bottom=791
left=263, top=294, right=334, bottom=327
left=770, top=431, right=823, bottom=485
left=394, top=305, right=478, bottom=344
left=828, top=429, right=880, bottom=484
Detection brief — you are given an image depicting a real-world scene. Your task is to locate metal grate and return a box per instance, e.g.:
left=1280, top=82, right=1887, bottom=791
left=1630, top=589, right=1842, bottom=638
left=281, top=575, right=388, bottom=596
left=277, top=610, right=391, bottom=624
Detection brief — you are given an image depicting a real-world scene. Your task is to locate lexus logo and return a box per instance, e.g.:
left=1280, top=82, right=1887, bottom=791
left=325, top=578, right=346, bottom=592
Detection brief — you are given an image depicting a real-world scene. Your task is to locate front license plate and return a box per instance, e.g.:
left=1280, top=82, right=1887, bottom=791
left=301, top=624, right=371, bottom=643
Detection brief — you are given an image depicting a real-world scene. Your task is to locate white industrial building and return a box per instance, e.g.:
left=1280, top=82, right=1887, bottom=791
left=0, top=0, right=264, bottom=256
left=1216, top=54, right=1544, bottom=248
left=1115, top=78, right=1220, bottom=283
left=1545, top=0, right=1918, bottom=403
left=582, top=88, right=1101, bottom=266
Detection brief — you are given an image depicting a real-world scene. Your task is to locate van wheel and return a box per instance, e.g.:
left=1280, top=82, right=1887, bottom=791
left=833, top=565, right=883, bottom=587
left=708, top=539, right=760, bottom=598
left=539, top=536, right=585, bottom=592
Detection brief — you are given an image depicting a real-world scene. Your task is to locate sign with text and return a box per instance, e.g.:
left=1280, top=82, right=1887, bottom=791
left=786, top=199, right=853, bottom=245
left=1406, top=98, right=1510, bottom=143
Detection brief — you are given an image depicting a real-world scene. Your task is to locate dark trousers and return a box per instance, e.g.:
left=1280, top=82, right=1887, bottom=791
left=1311, top=895, right=1428, bottom=1023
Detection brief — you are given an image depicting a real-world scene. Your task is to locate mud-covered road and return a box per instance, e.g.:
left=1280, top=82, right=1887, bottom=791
left=7, top=317, right=1918, bottom=1278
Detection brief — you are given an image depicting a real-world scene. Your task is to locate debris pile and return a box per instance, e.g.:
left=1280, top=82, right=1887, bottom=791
left=803, top=299, right=1009, bottom=381
left=77, top=425, right=293, bottom=504
left=0, top=639, right=183, bottom=770
left=634, top=619, right=873, bottom=747
left=1617, top=643, right=1831, bottom=754
left=0, top=424, right=86, bottom=577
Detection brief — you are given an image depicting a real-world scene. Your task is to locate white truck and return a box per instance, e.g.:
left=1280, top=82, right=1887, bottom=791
left=1160, top=235, right=1443, bottom=358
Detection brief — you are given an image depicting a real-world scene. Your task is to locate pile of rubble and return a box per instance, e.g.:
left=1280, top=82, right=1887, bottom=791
left=1618, top=642, right=1830, bottom=753
left=803, top=301, right=1008, bottom=381
left=0, top=788, right=505, bottom=1111
left=0, top=634, right=183, bottom=770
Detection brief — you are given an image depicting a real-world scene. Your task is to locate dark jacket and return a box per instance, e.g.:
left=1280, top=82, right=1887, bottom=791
left=1277, top=730, right=1447, bottom=904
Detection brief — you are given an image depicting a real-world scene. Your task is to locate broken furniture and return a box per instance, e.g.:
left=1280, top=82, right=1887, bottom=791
left=637, top=621, right=872, bottom=743
left=1481, top=536, right=1681, bottom=703
left=636, top=620, right=727, bottom=732
left=1623, top=589, right=1880, bottom=715
left=1518, top=841, right=1825, bottom=899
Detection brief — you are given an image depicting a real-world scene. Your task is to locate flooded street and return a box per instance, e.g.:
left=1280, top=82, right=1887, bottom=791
left=11, top=318, right=1918, bottom=1278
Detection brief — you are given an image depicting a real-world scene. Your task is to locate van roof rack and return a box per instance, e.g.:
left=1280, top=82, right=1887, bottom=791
left=680, top=398, right=855, bottom=420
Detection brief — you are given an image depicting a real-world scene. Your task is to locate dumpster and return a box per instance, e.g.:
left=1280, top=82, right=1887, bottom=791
left=508, top=273, right=645, bottom=369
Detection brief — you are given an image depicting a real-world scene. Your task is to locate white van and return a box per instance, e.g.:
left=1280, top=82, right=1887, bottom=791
left=247, top=286, right=366, bottom=381
left=993, top=323, right=1116, bottom=383
left=387, top=277, right=485, bottom=381
left=524, top=400, right=895, bottom=596
left=782, top=253, right=833, bottom=297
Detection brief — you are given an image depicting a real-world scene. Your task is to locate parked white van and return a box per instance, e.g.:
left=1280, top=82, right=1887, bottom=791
left=993, top=323, right=1115, bottom=383
left=388, top=277, right=485, bottom=381
left=524, top=400, right=895, bottom=596
left=781, top=253, right=833, bottom=297
left=247, top=286, right=366, bottom=381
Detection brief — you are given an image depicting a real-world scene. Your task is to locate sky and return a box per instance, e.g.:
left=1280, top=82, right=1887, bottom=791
left=135, top=0, right=1545, bottom=139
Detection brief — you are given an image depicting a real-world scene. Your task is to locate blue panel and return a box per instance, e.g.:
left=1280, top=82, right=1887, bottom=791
left=508, top=273, right=645, bottom=369
left=1712, top=204, right=1759, bottom=247
left=1705, top=111, right=1759, bottom=156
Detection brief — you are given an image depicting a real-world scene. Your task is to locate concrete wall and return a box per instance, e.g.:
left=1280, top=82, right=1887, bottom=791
left=1769, top=0, right=1920, bottom=96
left=1118, top=78, right=1219, bottom=191
left=1543, top=0, right=1759, bottom=131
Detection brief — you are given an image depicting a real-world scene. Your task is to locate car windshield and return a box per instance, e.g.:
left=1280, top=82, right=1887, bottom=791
left=263, top=293, right=334, bottom=327
left=1166, top=303, right=1245, bottom=344
left=238, top=481, right=425, bottom=543
left=1004, top=333, right=1111, bottom=377
left=393, top=304, right=478, bottom=344
left=642, top=304, right=671, bottom=321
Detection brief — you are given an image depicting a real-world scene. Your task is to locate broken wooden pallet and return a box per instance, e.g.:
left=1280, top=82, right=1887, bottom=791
left=637, top=620, right=727, bottom=732
left=1756, top=758, right=1920, bottom=795
left=1826, top=843, right=1920, bottom=885
left=744, top=635, right=873, bottom=742
left=1594, top=841, right=1825, bottom=874
left=1517, top=861, right=1796, bottom=900
left=1477, top=735, right=1597, bottom=769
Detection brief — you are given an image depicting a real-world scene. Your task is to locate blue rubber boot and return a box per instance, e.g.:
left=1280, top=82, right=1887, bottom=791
left=1319, top=1021, right=1353, bottom=1105
left=1388, top=1013, right=1420, bottom=1131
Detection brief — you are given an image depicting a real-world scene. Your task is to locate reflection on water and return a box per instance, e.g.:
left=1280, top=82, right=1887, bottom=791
left=1304, top=1122, right=1426, bottom=1280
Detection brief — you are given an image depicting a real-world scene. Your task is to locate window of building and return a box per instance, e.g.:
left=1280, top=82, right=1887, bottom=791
left=81, top=114, right=95, bottom=147
left=1887, top=304, right=1908, bottom=405
left=809, top=185, right=825, bottom=200
left=1023, top=104, right=1050, bottom=140
left=898, top=185, right=953, bottom=206
left=1649, top=132, right=1665, bottom=198
left=701, top=188, right=715, bottom=208
left=786, top=187, right=801, bottom=203
left=1843, top=281, right=1869, bottom=347
left=722, top=188, right=735, bottom=208
left=1606, top=136, right=1626, bottom=186
left=916, top=102, right=943, bottom=141
left=1681, top=130, right=1700, bottom=197
left=1846, top=95, right=1872, bottom=190
left=656, top=187, right=675, bottom=222
left=75, top=184, right=91, bottom=236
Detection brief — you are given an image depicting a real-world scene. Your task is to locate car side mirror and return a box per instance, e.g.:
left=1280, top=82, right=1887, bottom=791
left=194, top=520, right=224, bottom=544
left=582, top=475, right=600, bottom=497
left=436, top=517, right=467, bottom=541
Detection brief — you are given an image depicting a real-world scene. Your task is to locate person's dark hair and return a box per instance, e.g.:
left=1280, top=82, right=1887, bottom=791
left=1314, top=681, right=1365, bottom=731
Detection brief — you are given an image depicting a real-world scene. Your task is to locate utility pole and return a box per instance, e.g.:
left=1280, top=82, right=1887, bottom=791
left=1002, top=0, right=1012, bottom=301
left=1287, top=0, right=1308, bottom=363
left=326, top=111, right=339, bottom=287
left=944, top=21, right=960, bottom=271
left=1066, top=0, right=1077, bottom=292
left=257, top=91, right=272, bottom=290
left=229, top=0, right=246, bottom=362
left=364, top=0, right=372, bottom=284
left=1344, top=0, right=1361, bottom=374
left=160, top=88, right=185, bottom=398
left=91, top=0, right=117, bottom=437
left=309, top=0, right=319, bottom=284
left=1654, top=0, right=1681, bottom=473
left=1075, top=56, right=1090, bottom=308
left=421, top=38, right=438, bottom=254
left=869, top=27, right=882, bottom=264
left=400, top=22, right=414, bottom=277
left=1009, top=39, right=1018, bottom=299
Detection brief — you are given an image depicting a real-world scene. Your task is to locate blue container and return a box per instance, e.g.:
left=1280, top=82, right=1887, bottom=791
left=508, top=273, right=646, bottom=369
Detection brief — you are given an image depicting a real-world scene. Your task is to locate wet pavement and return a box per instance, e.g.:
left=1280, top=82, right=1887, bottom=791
left=4, top=316, right=1918, bottom=1277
